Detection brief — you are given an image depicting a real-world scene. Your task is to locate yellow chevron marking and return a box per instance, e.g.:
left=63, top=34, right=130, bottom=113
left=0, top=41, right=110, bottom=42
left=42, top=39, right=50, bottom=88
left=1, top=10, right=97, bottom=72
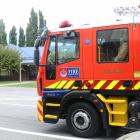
left=89, top=80, right=94, bottom=84
left=37, top=102, right=43, bottom=112
left=106, top=80, right=119, bottom=89
left=133, top=81, right=140, bottom=90
left=134, top=72, right=140, bottom=78
left=46, top=103, right=60, bottom=107
left=82, top=80, right=94, bottom=89
left=72, top=86, right=78, bottom=89
left=63, top=81, right=74, bottom=89
left=82, top=85, right=88, bottom=89
left=57, top=80, right=67, bottom=88
left=94, top=80, right=106, bottom=89
left=119, top=85, right=126, bottom=90
left=46, top=81, right=61, bottom=89
left=45, top=114, right=58, bottom=119
left=38, top=112, right=43, bottom=122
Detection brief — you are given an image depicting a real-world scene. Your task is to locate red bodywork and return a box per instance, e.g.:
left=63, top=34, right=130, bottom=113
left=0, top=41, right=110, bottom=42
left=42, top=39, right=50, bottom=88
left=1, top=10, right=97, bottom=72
left=37, top=23, right=140, bottom=96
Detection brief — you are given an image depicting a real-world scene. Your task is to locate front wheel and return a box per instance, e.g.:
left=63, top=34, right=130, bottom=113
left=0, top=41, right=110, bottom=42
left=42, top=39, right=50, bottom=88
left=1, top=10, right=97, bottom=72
left=66, top=102, right=100, bottom=138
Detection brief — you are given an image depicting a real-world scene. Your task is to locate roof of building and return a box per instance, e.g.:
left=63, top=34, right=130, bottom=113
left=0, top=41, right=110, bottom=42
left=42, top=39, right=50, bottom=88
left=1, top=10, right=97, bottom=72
left=8, top=44, right=44, bottom=64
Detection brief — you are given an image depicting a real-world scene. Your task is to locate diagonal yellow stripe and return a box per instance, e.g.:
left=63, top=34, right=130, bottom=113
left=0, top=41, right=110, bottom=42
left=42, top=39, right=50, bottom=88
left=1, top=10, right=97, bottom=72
left=89, top=80, right=94, bottom=84
left=38, top=112, right=43, bottom=122
left=94, top=80, right=106, bottom=89
left=82, top=80, right=93, bottom=89
left=72, top=86, right=78, bottom=89
left=119, top=85, right=126, bottom=90
left=57, top=80, right=67, bottom=88
left=106, top=80, right=119, bottom=89
left=37, top=102, right=43, bottom=112
left=82, top=85, right=88, bottom=89
left=46, top=81, right=61, bottom=89
left=63, top=81, right=74, bottom=89
left=133, top=81, right=140, bottom=90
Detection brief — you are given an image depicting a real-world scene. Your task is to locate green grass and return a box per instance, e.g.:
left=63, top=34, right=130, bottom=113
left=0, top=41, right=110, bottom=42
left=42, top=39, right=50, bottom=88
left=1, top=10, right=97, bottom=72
left=0, top=81, right=18, bottom=85
left=9, top=82, right=36, bottom=88
left=0, top=81, right=36, bottom=88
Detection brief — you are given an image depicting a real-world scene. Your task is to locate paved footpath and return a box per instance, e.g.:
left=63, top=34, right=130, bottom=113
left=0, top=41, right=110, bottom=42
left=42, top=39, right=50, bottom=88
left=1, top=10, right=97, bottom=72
left=117, top=131, right=140, bottom=140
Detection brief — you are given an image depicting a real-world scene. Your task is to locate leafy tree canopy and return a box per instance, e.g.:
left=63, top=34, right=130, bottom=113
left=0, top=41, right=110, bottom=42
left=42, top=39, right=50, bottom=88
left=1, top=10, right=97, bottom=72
left=0, top=45, right=21, bottom=73
left=18, top=27, right=25, bottom=47
left=9, top=26, right=17, bottom=45
left=0, top=19, right=7, bottom=45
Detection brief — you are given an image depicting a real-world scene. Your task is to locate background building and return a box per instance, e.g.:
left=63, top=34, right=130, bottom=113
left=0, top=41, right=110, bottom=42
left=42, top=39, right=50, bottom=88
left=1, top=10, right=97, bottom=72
left=0, top=45, right=44, bottom=81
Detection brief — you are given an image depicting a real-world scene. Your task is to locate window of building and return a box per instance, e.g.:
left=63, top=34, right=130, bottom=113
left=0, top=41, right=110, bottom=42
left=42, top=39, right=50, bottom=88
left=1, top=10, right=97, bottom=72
left=57, top=35, right=79, bottom=64
left=97, top=28, right=128, bottom=63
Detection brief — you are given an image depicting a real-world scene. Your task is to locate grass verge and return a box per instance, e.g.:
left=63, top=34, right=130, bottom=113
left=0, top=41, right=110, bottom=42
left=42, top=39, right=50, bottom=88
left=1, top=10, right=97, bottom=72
left=0, top=81, right=36, bottom=88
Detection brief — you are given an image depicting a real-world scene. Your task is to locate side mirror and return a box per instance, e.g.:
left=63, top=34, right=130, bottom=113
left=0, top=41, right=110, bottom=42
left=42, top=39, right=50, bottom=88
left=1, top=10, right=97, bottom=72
left=33, top=27, right=48, bottom=66
left=41, top=27, right=48, bottom=40
left=34, top=36, right=41, bottom=66
left=34, top=36, right=41, bottom=48
left=34, top=48, right=39, bottom=66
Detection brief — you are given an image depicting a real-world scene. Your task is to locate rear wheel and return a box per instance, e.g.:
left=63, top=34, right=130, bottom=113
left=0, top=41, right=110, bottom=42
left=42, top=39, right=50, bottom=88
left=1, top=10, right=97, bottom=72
left=66, top=102, right=100, bottom=138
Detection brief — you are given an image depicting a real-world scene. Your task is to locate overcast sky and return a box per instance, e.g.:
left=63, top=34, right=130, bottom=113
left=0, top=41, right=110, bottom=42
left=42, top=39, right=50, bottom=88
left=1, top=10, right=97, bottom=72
left=0, top=0, right=140, bottom=33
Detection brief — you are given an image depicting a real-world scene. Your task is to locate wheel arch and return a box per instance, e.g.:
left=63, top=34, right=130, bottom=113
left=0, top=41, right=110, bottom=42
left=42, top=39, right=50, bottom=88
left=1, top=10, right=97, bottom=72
left=60, top=90, right=109, bottom=130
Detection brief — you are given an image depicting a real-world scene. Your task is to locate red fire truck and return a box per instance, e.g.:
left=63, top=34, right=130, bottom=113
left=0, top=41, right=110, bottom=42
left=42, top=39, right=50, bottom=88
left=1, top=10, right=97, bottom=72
left=34, top=21, right=140, bottom=137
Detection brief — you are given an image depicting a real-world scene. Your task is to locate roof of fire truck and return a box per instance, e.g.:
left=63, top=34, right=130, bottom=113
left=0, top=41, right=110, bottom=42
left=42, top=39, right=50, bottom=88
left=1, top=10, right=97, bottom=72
left=49, top=20, right=137, bottom=33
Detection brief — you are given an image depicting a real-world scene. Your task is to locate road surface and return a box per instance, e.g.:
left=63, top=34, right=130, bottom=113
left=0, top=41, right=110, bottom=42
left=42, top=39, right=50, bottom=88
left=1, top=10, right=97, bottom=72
left=0, top=87, right=132, bottom=140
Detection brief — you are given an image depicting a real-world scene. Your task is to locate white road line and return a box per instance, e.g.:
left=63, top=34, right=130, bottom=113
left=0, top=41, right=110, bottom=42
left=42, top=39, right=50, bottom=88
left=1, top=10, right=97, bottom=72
left=0, top=127, right=89, bottom=140
left=0, top=98, right=37, bottom=101
left=0, top=103, right=35, bottom=107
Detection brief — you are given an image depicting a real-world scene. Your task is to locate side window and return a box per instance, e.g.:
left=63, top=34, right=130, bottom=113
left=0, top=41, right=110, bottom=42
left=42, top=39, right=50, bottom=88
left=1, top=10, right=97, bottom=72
left=97, top=28, right=128, bottom=63
left=47, top=36, right=56, bottom=65
left=57, top=35, right=79, bottom=64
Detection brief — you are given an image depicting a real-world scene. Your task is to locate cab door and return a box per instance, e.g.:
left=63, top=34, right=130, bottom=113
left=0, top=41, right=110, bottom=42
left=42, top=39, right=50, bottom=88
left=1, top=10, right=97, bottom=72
left=45, top=31, right=82, bottom=90
left=56, top=30, right=83, bottom=87
left=46, top=36, right=56, bottom=81
left=93, top=24, right=133, bottom=80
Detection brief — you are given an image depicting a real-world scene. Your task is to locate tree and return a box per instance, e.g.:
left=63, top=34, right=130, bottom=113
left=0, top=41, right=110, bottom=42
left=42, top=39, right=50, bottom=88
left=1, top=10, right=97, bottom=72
left=0, top=45, right=21, bottom=74
left=39, top=10, right=46, bottom=35
left=18, top=27, right=25, bottom=47
left=0, top=19, right=7, bottom=45
left=26, top=8, right=38, bottom=46
left=9, top=26, right=17, bottom=45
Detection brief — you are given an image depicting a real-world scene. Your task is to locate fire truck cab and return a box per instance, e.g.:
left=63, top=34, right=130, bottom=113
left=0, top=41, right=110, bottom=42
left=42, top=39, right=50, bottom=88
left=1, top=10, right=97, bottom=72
left=34, top=21, right=140, bottom=137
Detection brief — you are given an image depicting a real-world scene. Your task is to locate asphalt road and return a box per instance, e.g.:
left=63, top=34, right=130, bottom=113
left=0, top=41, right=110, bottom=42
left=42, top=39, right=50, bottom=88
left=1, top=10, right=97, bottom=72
left=0, top=87, right=132, bottom=140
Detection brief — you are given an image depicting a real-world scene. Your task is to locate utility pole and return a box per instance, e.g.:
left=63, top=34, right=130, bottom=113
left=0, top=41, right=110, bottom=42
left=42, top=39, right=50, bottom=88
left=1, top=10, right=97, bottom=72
left=19, top=63, right=22, bottom=82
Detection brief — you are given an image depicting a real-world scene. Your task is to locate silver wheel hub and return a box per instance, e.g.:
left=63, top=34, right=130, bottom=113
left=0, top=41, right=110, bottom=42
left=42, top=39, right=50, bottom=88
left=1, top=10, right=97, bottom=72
left=73, top=111, right=90, bottom=130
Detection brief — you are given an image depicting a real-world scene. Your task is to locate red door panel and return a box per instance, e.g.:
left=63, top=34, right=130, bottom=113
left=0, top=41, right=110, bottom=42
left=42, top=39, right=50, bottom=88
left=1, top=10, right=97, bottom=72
left=93, top=24, right=133, bottom=80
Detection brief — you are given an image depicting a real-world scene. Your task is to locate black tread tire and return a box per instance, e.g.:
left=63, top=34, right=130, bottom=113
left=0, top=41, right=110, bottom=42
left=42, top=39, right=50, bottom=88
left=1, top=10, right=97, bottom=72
left=66, top=102, right=100, bottom=138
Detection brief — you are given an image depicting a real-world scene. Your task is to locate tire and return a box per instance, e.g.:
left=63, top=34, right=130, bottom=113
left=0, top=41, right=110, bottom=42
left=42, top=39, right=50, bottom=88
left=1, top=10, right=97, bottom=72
left=66, top=102, right=100, bottom=138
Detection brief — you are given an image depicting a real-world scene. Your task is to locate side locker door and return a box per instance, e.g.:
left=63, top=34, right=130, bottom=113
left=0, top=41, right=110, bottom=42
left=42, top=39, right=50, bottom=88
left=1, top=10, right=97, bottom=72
left=82, top=29, right=94, bottom=79
left=93, top=24, right=133, bottom=80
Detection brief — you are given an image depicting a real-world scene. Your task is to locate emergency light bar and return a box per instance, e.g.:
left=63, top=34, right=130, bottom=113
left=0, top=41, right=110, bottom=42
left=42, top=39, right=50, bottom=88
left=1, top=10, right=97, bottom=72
left=59, top=20, right=72, bottom=28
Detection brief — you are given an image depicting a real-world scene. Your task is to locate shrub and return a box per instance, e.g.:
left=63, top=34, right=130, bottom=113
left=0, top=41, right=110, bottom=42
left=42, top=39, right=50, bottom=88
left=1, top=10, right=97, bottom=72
left=0, top=45, right=21, bottom=74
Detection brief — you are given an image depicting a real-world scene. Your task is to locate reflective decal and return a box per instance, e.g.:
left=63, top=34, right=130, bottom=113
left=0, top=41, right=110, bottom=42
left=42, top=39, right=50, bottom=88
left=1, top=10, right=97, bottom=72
left=68, top=68, right=80, bottom=78
left=60, top=68, right=68, bottom=78
left=84, top=38, right=91, bottom=45
left=60, top=68, right=80, bottom=78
